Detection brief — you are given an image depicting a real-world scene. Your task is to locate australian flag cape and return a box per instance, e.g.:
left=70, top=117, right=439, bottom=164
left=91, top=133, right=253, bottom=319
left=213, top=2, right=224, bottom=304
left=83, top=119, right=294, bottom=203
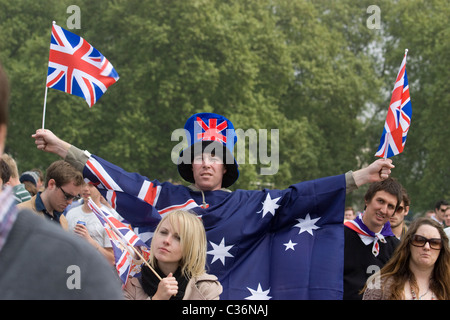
left=82, top=154, right=346, bottom=300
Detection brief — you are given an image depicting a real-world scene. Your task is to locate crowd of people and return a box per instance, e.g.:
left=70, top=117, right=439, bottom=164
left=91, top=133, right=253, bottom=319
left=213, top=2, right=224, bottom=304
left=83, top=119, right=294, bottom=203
left=0, top=63, right=124, bottom=299
left=1, top=61, right=449, bottom=300
left=342, top=183, right=449, bottom=300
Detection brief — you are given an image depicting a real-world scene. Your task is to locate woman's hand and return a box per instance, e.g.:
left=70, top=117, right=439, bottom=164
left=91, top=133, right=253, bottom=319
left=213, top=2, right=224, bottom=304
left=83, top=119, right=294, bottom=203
left=152, top=273, right=178, bottom=300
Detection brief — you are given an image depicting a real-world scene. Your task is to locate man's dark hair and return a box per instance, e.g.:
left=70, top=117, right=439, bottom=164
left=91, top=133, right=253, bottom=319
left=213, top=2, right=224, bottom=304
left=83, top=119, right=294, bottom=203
left=435, top=200, right=449, bottom=210
left=44, top=160, right=84, bottom=188
left=401, top=186, right=410, bottom=207
left=364, top=177, right=403, bottom=210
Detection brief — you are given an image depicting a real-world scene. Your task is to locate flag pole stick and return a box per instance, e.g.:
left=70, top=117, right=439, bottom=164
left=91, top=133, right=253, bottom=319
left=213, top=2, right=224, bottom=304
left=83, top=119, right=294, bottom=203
left=383, top=132, right=389, bottom=160
left=42, top=21, right=55, bottom=129
left=42, top=86, right=48, bottom=129
left=102, top=214, right=162, bottom=281
left=128, top=245, right=162, bottom=281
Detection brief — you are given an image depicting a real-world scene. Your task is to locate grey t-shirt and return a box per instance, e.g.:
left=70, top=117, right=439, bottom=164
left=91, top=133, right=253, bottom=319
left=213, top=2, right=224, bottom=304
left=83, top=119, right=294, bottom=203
left=0, top=209, right=124, bottom=299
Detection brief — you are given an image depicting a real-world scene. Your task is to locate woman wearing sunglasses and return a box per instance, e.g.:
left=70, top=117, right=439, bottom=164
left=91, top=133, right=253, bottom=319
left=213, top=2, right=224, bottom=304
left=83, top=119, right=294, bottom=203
left=362, top=217, right=450, bottom=300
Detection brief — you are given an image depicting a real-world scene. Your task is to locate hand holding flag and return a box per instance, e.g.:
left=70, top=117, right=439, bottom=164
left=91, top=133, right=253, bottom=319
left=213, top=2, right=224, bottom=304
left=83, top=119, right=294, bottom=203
left=375, top=49, right=412, bottom=158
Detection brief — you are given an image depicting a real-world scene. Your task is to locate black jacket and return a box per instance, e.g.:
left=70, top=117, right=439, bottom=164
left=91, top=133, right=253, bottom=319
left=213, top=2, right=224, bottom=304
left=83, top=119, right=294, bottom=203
left=343, top=225, right=400, bottom=300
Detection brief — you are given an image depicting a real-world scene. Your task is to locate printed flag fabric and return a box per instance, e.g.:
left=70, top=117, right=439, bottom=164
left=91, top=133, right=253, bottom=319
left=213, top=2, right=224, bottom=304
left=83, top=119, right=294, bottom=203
left=87, top=199, right=150, bottom=286
left=82, top=154, right=346, bottom=299
left=46, top=23, right=119, bottom=107
left=375, top=50, right=412, bottom=158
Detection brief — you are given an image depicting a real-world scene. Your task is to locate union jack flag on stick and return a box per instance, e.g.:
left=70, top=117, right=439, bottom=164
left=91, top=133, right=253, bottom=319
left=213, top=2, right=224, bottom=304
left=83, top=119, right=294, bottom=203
left=42, top=22, right=119, bottom=128
left=375, top=49, right=412, bottom=158
left=87, top=199, right=157, bottom=287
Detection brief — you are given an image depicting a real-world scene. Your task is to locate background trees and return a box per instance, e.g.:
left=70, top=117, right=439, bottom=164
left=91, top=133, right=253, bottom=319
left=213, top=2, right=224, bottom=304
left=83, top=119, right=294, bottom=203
left=0, top=0, right=448, bottom=214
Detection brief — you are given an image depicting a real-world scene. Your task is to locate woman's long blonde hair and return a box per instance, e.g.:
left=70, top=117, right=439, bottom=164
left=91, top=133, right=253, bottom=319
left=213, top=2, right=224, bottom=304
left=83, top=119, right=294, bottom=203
left=149, top=210, right=207, bottom=280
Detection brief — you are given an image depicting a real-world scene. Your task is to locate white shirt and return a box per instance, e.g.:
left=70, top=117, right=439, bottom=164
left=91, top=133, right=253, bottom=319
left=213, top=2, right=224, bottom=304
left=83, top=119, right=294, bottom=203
left=431, top=215, right=444, bottom=225
left=66, top=204, right=122, bottom=248
left=444, top=227, right=450, bottom=246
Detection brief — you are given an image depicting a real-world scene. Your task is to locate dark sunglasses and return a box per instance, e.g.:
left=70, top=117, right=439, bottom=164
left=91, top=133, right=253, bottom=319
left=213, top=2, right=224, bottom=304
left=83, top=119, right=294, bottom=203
left=58, top=185, right=78, bottom=201
left=410, top=234, right=442, bottom=250
left=396, top=206, right=404, bottom=213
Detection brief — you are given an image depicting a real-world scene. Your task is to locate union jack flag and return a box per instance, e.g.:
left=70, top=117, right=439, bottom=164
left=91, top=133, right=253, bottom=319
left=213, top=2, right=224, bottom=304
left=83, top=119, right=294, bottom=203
left=87, top=199, right=150, bottom=286
left=196, top=117, right=228, bottom=143
left=46, top=23, right=119, bottom=107
left=375, top=49, right=412, bottom=158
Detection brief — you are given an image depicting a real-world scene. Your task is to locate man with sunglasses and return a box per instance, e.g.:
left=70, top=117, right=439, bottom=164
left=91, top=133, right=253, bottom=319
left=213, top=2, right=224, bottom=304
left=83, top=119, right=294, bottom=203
left=390, top=187, right=410, bottom=239
left=432, top=200, right=449, bottom=226
left=17, top=160, right=84, bottom=230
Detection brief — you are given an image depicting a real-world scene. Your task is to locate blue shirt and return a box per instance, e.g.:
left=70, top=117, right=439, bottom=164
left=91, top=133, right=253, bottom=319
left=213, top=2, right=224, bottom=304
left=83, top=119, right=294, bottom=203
left=35, top=192, right=64, bottom=226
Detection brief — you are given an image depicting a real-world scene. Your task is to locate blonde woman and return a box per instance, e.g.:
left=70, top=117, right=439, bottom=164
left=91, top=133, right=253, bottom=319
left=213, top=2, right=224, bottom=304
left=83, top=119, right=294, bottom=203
left=124, top=210, right=222, bottom=300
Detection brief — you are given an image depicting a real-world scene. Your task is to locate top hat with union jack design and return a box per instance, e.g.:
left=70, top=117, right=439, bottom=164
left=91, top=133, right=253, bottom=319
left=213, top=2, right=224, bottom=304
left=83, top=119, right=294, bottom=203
left=177, top=112, right=239, bottom=188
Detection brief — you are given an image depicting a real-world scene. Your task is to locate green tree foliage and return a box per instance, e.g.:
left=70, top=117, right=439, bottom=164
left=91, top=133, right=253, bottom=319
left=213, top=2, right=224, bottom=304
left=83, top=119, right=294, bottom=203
left=362, top=0, right=450, bottom=212
left=0, top=0, right=447, bottom=213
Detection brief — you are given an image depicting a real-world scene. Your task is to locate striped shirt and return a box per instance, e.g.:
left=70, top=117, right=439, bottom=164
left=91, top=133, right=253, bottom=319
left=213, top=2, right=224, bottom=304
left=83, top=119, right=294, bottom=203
left=13, top=183, right=31, bottom=204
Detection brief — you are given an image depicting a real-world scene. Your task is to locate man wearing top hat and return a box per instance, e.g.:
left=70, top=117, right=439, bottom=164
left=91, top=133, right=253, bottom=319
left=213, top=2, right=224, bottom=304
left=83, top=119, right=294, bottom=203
left=32, top=112, right=394, bottom=299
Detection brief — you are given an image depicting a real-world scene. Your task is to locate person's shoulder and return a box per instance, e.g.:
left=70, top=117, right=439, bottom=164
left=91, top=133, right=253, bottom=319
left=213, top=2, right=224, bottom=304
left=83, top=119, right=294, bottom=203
left=192, top=272, right=223, bottom=300
left=195, top=272, right=219, bottom=282
left=194, top=272, right=222, bottom=292
left=386, top=235, right=401, bottom=245
left=14, top=208, right=44, bottom=231
left=14, top=208, right=88, bottom=253
left=12, top=208, right=123, bottom=299
left=344, top=223, right=359, bottom=237
left=16, top=195, right=35, bottom=210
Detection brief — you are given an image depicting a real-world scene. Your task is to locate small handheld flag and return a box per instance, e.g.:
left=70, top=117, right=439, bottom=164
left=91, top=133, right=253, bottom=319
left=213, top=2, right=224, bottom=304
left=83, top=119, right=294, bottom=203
left=87, top=199, right=156, bottom=286
left=42, top=22, right=119, bottom=127
left=375, top=49, right=412, bottom=158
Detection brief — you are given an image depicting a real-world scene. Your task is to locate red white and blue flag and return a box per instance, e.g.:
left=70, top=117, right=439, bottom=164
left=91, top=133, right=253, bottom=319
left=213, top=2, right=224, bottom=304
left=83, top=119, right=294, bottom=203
left=46, top=23, right=119, bottom=107
left=87, top=199, right=150, bottom=286
left=82, top=154, right=346, bottom=299
left=196, top=117, right=228, bottom=143
left=375, top=49, right=412, bottom=158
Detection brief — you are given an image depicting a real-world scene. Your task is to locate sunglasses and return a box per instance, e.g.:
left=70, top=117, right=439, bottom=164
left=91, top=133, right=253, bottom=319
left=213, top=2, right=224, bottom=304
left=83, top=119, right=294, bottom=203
left=396, top=206, right=404, bottom=213
left=410, top=234, right=442, bottom=250
left=58, top=185, right=79, bottom=201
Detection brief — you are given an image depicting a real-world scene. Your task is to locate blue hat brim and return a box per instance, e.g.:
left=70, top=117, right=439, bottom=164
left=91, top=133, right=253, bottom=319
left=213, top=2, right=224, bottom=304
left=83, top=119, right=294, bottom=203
left=177, top=141, right=239, bottom=188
